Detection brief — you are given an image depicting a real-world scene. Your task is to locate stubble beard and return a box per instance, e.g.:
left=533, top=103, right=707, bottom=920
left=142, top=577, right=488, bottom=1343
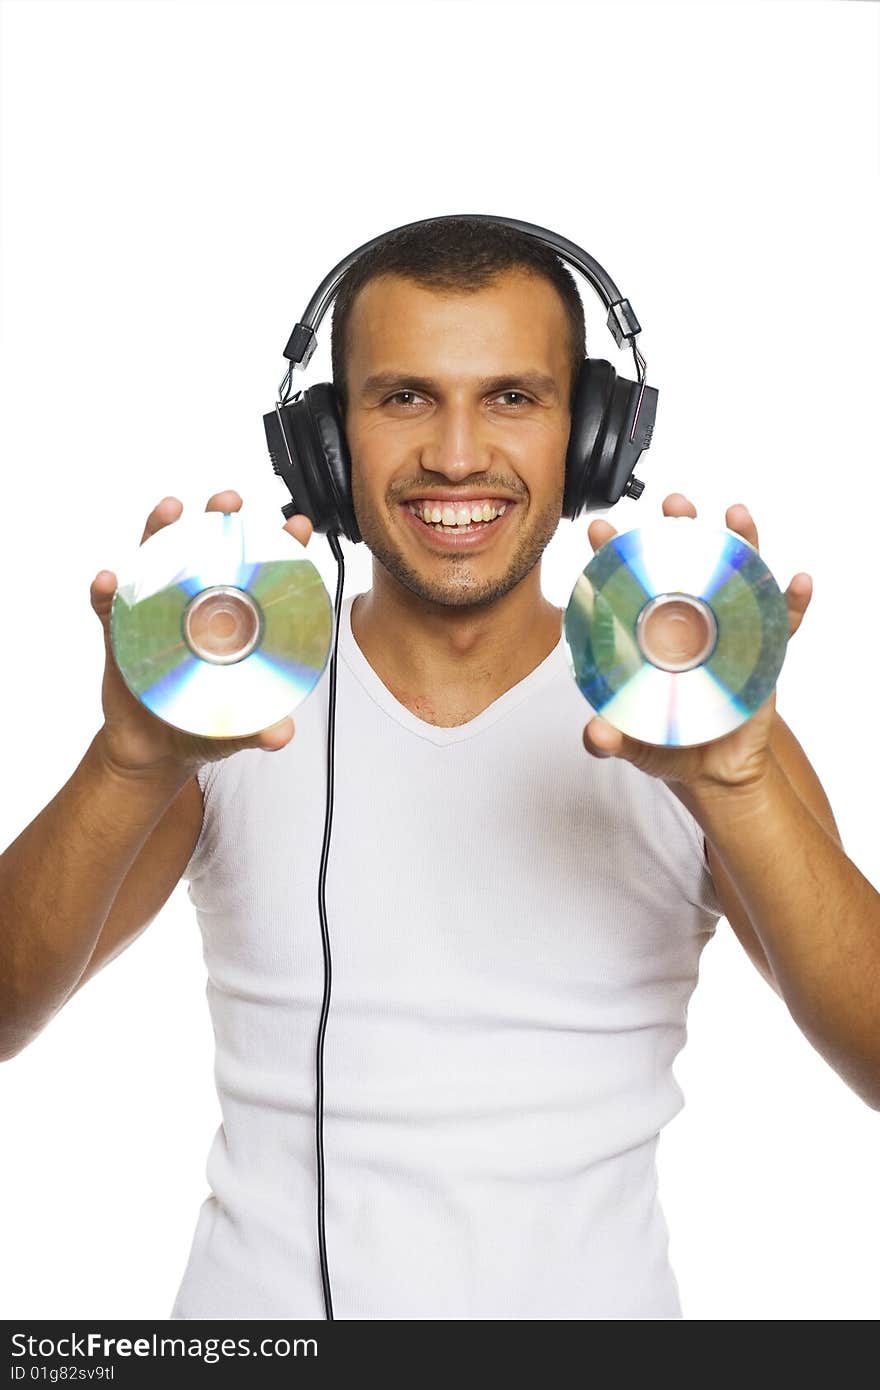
left=353, top=491, right=563, bottom=610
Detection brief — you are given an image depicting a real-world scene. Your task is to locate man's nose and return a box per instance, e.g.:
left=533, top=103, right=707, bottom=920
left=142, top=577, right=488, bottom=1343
left=419, top=404, right=489, bottom=480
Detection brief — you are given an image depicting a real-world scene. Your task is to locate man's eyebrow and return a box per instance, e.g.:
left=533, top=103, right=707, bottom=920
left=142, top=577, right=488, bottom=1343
left=359, top=371, right=560, bottom=400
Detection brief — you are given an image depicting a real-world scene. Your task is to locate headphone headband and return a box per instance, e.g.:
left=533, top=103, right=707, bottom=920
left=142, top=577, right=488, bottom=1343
left=279, top=214, right=645, bottom=383
left=264, top=213, right=658, bottom=540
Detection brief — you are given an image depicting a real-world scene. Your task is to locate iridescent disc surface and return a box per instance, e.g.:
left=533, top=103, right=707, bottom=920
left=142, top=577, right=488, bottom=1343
left=563, top=517, right=789, bottom=747
left=110, top=510, right=333, bottom=738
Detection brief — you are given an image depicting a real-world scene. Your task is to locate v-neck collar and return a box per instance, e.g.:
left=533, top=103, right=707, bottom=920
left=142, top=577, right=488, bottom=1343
left=337, top=593, right=567, bottom=746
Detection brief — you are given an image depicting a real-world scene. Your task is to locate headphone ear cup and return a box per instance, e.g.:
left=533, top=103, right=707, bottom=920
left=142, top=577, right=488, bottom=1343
left=563, top=359, right=657, bottom=519
left=303, top=383, right=361, bottom=543
left=263, top=383, right=361, bottom=543
left=563, top=359, right=617, bottom=520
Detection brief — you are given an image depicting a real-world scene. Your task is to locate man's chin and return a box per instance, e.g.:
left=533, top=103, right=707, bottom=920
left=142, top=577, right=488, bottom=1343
left=387, top=561, right=519, bottom=610
left=356, top=504, right=558, bottom=610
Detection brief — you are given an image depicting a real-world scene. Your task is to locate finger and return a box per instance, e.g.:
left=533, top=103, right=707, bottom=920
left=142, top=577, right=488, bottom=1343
left=90, top=569, right=117, bottom=621
left=252, top=715, right=295, bottom=752
left=784, top=573, right=812, bottom=638
left=583, top=716, right=624, bottom=758
left=661, top=492, right=698, bottom=519
left=587, top=518, right=616, bottom=553
left=282, top=513, right=314, bottom=548
left=205, top=489, right=243, bottom=513
left=726, top=502, right=759, bottom=551
left=140, top=496, right=183, bottom=545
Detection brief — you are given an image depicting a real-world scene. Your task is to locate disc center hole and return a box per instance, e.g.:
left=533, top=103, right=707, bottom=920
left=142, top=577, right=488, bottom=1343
left=636, top=594, right=717, bottom=673
left=183, top=586, right=262, bottom=665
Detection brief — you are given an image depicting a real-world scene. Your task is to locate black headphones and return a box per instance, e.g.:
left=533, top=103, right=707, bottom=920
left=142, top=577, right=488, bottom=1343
left=263, top=215, right=658, bottom=539
left=261, top=216, right=658, bottom=1321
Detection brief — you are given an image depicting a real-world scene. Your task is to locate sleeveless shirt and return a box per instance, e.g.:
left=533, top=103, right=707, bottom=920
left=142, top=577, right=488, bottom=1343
left=171, top=592, right=722, bottom=1320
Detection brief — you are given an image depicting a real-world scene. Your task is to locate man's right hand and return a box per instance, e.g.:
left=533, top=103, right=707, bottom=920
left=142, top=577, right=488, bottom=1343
left=90, top=490, right=315, bottom=782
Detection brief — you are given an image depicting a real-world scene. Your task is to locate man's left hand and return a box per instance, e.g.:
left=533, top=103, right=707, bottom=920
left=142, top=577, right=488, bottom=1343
left=581, top=494, right=813, bottom=794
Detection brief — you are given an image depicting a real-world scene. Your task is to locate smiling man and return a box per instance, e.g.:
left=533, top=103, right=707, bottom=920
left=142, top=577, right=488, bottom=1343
left=2, top=218, right=879, bottom=1324
left=341, top=266, right=569, bottom=729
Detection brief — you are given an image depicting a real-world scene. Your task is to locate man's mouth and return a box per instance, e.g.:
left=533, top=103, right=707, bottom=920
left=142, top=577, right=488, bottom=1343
left=397, top=497, right=518, bottom=551
left=403, top=499, right=510, bottom=533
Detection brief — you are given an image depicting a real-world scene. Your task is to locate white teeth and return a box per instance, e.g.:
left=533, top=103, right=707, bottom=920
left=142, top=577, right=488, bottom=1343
left=407, top=501, right=509, bottom=528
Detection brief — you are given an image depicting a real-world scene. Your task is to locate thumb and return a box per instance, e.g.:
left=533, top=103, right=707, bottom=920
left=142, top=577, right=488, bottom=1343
left=90, top=570, right=117, bottom=627
left=282, top=513, right=314, bottom=548
left=253, top=715, right=295, bottom=752
left=583, top=716, right=625, bottom=760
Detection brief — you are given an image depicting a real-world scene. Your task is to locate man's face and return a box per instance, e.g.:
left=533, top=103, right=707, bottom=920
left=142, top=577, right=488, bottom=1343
left=343, top=269, right=572, bottom=609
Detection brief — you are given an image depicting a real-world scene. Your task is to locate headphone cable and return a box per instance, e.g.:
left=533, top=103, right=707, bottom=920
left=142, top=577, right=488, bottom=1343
left=316, top=528, right=344, bottom=1321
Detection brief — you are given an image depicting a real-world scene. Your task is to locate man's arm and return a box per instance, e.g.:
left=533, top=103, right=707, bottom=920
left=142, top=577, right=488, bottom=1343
left=704, top=712, right=844, bottom=996
left=673, top=735, right=880, bottom=1111
left=582, top=493, right=879, bottom=1108
left=0, top=490, right=310, bottom=1064
left=0, top=731, right=196, bottom=1061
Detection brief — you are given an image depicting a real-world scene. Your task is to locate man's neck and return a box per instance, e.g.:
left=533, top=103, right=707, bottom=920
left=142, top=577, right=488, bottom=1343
left=350, top=570, right=563, bottom=728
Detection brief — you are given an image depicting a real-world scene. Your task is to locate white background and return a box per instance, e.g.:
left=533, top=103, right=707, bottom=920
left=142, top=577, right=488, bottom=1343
left=1, top=0, right=878, bottom=1321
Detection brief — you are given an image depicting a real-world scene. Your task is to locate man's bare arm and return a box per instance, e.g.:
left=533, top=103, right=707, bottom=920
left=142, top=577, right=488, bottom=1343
left=581, top=492, right=879, bottom=1108
left=705, top=713, right=844, bottom=996
left=0, top=732, right=194, bottom=1060
left=675, top=756, right=880, bottom=1110
left=69, top=769, right=205, bottom=995
left=0, top=490, right=311, bottom=1061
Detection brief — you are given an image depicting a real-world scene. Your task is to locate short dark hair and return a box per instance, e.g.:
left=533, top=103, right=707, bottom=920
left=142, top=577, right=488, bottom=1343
left=330, top=216, right=586, bottom=415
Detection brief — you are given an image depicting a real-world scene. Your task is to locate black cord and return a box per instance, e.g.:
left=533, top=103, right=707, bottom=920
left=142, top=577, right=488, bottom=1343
left=316, top=529, right=345, bottom=1321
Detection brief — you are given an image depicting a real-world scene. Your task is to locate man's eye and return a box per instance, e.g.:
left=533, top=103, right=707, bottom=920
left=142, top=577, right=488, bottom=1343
left=382, top=389, right=532, bottom=409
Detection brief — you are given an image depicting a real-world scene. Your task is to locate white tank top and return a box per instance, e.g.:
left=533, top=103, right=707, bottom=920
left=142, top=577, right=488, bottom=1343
left=172, top=592, right=721, bottom=1320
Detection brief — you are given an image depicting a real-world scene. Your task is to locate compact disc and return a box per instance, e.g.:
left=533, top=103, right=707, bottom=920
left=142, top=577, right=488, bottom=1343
left=563, top=516, right=789, bottom=747
left=110, top=509, right=333, bottom=738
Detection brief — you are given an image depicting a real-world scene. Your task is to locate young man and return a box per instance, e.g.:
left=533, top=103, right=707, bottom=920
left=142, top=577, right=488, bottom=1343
left=2, top=219, right=878, bottom=1321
